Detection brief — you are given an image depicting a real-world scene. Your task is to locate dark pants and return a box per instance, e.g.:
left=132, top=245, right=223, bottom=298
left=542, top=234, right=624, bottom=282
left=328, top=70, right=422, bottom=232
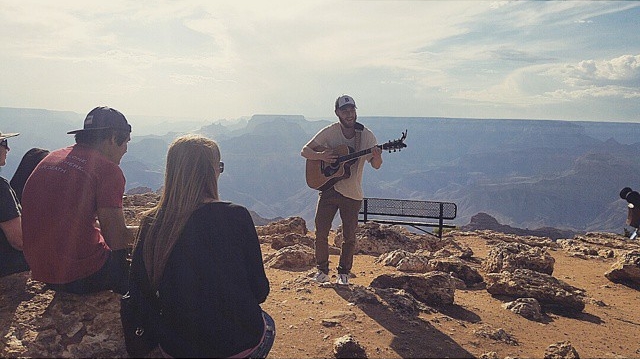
left=46, top=249, right=130, bottom=295
left=0, top=250, right=30, bottom=278
left=314, top=187, right=362, bottom=275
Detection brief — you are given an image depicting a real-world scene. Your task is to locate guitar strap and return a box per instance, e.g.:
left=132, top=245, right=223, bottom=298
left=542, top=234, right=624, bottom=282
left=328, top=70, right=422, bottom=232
left=354, top=122, right=364, bottom=151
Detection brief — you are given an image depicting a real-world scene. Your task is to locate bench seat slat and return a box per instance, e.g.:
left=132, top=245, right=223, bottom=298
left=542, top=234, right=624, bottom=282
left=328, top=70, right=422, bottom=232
left=365, top=219, right=457, bottom=228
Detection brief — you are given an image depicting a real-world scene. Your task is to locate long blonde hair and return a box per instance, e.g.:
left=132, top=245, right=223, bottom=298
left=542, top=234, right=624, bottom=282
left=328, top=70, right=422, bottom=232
left=137, top=134, right=221, bottom=288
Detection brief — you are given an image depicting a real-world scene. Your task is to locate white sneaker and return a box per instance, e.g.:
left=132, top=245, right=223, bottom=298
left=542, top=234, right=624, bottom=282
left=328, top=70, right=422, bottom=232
left=313, top=271, right=330, bottom=283
left=337, top=273, right=350, bottom=285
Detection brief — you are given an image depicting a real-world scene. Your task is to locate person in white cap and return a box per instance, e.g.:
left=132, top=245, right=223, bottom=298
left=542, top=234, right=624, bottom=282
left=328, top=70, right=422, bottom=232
left=21, top=106, right=134, bottom=294
left=301, top=95, right=382, bottom=285
left=0, top=131, right=30, bottom=277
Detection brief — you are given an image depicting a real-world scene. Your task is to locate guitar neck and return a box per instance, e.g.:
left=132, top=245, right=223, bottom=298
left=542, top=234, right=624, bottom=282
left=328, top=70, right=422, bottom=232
left=337, top=145, right=379, bottom=163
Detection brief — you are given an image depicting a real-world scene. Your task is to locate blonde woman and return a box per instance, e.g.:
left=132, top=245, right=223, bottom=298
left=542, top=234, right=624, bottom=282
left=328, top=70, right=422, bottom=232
left=131, top=134, right=274, bottom=358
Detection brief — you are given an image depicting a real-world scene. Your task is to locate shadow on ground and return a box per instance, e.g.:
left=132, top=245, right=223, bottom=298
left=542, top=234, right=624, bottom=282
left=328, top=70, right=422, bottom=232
left=334, top=285, right=475, bottom=358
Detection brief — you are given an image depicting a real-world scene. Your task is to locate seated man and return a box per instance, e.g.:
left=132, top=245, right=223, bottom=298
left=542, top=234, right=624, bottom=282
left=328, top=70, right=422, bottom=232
left=22, top=106, right=134, bottom=294
left=0, top=131, right=29, bottom=277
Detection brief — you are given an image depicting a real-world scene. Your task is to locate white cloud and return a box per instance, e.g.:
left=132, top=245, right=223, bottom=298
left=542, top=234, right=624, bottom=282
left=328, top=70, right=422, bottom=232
left=451, top=54, right=640, bottom=111
left=565, top=55, right=640, bottom=83
left=548, top=86, right=640, bottom=100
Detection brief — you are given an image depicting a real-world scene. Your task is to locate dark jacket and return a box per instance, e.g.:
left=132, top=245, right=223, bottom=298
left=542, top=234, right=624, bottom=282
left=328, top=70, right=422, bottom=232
left=132, top=202, right=270, bottom=358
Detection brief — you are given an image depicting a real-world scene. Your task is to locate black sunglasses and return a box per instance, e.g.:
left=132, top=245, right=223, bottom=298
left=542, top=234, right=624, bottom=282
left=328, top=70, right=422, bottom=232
left=0, top=139, right=8, bottom=150
left=219, top=161, right=224, bottom=173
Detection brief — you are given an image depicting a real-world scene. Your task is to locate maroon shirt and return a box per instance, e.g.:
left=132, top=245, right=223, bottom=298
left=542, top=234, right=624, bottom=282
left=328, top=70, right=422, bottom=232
left=22, top=144, right=125, bottom=283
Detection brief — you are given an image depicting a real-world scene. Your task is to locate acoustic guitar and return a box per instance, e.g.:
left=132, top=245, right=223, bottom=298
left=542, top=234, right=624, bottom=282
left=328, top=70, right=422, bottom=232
left=305, top=130, right=407, bottom=191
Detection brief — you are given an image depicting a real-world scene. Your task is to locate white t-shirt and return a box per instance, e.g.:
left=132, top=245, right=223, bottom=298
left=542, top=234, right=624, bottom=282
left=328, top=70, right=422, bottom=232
left=306, top=122, right=377, bottom=200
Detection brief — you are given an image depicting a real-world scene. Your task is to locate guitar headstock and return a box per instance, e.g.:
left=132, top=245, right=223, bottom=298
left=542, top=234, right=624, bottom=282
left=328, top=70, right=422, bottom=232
left=381, top=130, right=408, bottom=152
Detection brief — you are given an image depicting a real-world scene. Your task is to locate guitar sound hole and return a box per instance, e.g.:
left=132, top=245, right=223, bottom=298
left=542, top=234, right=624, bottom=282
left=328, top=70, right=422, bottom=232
left=322, top=162, right=339, bottom=177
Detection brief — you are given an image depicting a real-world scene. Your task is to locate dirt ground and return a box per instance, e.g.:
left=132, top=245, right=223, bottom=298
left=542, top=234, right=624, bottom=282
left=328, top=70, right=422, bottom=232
left=259, top=232, right=640, bottom=359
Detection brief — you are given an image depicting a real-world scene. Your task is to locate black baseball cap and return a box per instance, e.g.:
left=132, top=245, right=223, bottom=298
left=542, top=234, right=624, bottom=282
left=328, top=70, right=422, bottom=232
left=67, top=106, right=131, bottom=134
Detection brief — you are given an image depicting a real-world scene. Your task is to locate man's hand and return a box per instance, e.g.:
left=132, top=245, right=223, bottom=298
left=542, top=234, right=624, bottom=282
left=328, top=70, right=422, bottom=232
left=370, top=146, right=382, bottom=169
left=319, top=149, right=338, bottom=163
left=96, top=207, right=133, bottom=251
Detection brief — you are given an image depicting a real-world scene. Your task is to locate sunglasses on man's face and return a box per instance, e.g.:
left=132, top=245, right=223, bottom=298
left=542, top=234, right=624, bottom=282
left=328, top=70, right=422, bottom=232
left=0, top=139, right=8, bottom=150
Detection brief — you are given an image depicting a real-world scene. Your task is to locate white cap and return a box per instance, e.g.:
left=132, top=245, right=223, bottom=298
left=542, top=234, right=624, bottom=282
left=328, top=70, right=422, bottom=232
left=335, top=95, right=357, bottom=110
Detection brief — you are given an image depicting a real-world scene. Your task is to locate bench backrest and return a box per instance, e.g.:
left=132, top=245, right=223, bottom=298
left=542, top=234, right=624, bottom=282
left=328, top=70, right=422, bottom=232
left=360, top=198, right=457, bottom=220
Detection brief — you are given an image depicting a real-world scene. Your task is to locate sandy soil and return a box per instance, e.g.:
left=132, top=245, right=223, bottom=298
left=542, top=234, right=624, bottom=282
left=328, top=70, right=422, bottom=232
left=259, top=232, right=640, bottom=359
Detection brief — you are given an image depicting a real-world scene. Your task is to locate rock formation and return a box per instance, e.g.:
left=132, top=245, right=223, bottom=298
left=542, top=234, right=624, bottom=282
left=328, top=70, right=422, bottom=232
left=462, top=212, right=580, bottom=240
left=485, top=268, right=586, bottom=313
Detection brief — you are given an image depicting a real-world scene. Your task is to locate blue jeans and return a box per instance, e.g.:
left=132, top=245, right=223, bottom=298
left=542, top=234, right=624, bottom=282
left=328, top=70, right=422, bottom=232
left=247, top=310, right=276, bottom=358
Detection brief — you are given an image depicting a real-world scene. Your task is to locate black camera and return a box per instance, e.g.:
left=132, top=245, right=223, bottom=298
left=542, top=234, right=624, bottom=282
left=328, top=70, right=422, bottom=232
left=620, top=187, right=640, bottom=207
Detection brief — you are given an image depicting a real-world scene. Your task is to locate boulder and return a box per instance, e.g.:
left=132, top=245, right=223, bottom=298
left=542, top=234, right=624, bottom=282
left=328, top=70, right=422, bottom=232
left=485, top=268, right=586, bottom=313
left=336, top=222, right=415, bottom=255
left=473, top=325, right=518, bottom=346
left=604, top=250, right=640, bottom=286
left=264, top=244, right=315, bottom=270
left=0, top=272, right=127, bottom=358
left=543, top=341, right=580, bottom=359
left=483, top=241, right=555, bottom=275
left=428, top=257, right=484, bottom=287
left=270, top=233, right=315, bottom=250
left=256, top=216, right=307, bottom=236
left=369, top=272, right=455, bottom=306
left=502, top=297, right=544, bottom=321
left=333, top=334, right=367, bottom=358
left=374, top=250, right=432, bottom=273
left=374, top=249, right=414, bottom=267
left=396, top=255, right=431, bottom=273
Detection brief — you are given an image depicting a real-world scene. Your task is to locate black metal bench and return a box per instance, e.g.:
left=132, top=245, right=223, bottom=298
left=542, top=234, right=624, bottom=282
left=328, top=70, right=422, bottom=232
left=359, top=197, right=457, bottom=238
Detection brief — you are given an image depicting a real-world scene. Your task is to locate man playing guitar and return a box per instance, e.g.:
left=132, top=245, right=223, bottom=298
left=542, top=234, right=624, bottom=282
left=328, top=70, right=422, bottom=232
left=300, top=94, right=382, bottom=285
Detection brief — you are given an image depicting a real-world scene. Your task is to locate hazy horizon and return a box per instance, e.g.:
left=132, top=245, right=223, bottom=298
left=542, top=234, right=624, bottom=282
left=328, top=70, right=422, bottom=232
left=2, top=105, right=639, bottom=138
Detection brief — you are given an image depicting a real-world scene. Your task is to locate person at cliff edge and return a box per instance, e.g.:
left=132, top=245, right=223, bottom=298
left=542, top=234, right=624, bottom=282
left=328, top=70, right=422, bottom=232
left=22, top=106, right=134, bottom=294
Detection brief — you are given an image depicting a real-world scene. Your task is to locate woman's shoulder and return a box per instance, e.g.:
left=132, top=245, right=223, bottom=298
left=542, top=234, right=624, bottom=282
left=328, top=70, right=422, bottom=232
left=199, top=201, right=250, bottom=215
left=191, top=202, right=254, bottom=230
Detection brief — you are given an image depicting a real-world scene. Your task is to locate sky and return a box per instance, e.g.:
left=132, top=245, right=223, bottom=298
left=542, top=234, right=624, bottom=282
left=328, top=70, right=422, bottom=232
left=1, top=0, right=639, bottom=125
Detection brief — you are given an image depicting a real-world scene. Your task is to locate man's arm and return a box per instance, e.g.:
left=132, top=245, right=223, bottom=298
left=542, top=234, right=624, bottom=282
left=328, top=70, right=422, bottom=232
left=301, top=141, right=338, bottom=163
left=0, top=217, right=23, bottom=250
left=97, top=207, right=133, bottom=251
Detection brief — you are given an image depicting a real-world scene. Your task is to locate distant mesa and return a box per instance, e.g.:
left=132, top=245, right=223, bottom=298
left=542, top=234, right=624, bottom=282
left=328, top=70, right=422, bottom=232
left=126, top=186, right=155, bottom=195
left=461, top=213, right=581, bottom=241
